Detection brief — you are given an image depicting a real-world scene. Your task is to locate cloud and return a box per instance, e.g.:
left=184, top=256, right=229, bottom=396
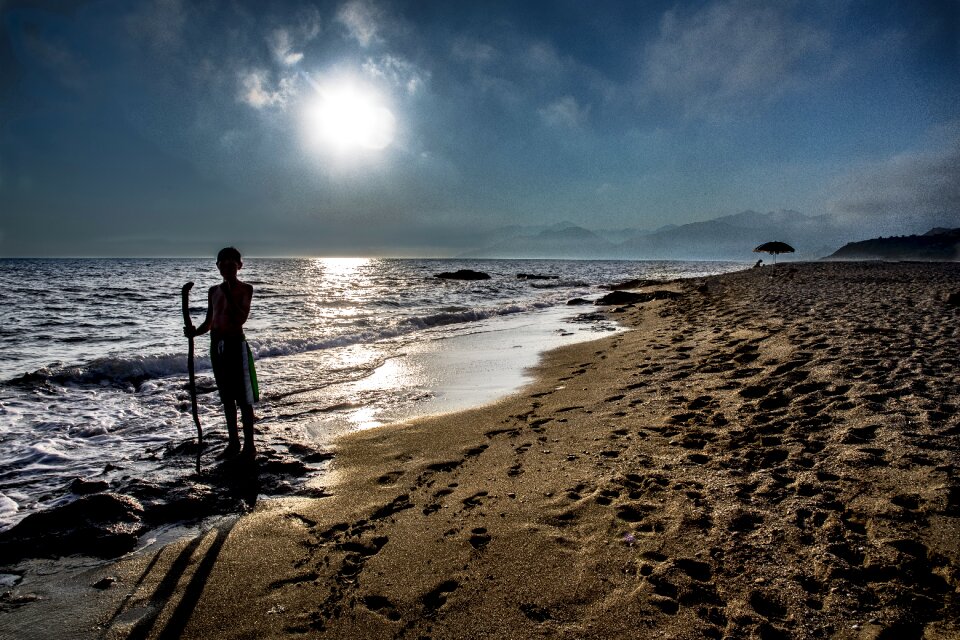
left=239, top=69, right=297, bottom=109
left=641, top=1, right=835, bottom=118
left=268, top=11, right=322, bottom=67
left=539, top=96, right=590, bottom=128
left=295, top=5, right=323, bottom=41
left=336, top=0, right=382, bottom=47
left=829, top=126, right=960, bottom=231
left=269, top=29, right=304, bottom=66
left=362, top=55, right=429, bottom=95
left=451, top=36, right=499, bottom=64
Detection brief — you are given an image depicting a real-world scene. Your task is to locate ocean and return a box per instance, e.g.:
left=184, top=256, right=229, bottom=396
left=0, top=257, right=747, bottom=534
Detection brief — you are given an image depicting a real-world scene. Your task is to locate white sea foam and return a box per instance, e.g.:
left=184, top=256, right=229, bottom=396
left=0, top=493, right=18, bottom=519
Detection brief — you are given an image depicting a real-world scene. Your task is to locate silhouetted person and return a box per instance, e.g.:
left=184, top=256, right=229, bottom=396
left=185, top=247, right=258, bottom=461
left=754, top=259, right=763, bottom=268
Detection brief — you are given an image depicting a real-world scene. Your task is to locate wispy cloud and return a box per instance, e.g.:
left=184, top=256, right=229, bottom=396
left=830, top=124, right=960, bottom=231
left=296, top=5, right=323, bottom=41
left=451, top=36, right=499, bottom=65
left=268, top=9, right=322, bottom=67
left=539, top=96, right=590, bottom=128
left=362, top=55, right=429, bottom=95
left=239, top=69, right=297, bottom=109
left=641, top=0, right=836, bottom=118
left=269, top=29, right=304, bottom=66
left=337, top=0, right=382, bottom=47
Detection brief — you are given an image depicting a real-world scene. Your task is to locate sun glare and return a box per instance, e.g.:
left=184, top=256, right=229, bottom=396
left=304, top=84, right=396, bottom=152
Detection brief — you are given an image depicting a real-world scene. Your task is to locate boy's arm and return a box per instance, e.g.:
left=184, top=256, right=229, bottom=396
left=186, top=288, right=214, bottom=337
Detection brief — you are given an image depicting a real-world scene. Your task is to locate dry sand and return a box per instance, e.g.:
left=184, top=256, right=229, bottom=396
left=4, top=261, right=960, bottom=639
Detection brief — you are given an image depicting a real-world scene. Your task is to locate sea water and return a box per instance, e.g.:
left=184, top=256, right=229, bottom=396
left=0, top=258, right=746, bottom=532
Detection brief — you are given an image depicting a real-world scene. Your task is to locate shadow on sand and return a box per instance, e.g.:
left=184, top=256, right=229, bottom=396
left=104, top=466, right=259, bottom=639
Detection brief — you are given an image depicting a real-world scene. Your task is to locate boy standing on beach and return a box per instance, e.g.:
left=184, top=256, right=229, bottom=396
left=186, top=247, right=258, bottom=461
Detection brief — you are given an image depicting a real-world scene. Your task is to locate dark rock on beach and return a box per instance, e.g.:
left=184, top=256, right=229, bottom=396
left=595, top=290, right=682, bottom=306
left=434, top=269, right=491, bottom=281
left=601, top=278, right=667, bottom=291
left=0, top=437, right=338, bottom=564
left=287, top=443, right=335, bottom=463
left=0, top=493, right=145, bottom=562
left=131, top=480, right=223, bottom=526
left=567, top=298, right=592, bottom=306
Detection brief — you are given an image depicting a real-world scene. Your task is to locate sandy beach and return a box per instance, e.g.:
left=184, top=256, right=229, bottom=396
left=3, top=261, right=959, bottom=639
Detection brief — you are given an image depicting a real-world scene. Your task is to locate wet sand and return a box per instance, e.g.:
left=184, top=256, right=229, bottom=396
left=4, top=261, right=960, bottom=639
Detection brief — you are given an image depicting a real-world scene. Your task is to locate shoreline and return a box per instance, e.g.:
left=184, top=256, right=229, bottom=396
left=3, top=262, right=959, bottom=639
left=296, top=303, right=622, bottom=440
left=0, top=301, right=618, bottom=550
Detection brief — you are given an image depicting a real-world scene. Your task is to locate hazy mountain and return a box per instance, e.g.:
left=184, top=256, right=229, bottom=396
left=617, top=210, right=847, bottom=260
left=461, top=223, right=616, bottom=258
left=592, top=224, right=677, bottom=244
left=824, top=228, right=960, bottom=261
left=462, top=211, right=905, bottom=260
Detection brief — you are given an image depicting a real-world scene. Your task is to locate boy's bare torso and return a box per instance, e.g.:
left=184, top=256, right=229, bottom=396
left=208, top=281, right=253, bottom=338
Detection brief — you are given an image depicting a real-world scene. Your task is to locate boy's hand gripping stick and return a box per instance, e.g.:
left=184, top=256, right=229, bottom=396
left=181, top=282, right=203, bottom=446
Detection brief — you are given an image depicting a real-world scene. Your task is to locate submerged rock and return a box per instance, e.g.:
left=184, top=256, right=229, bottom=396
left=517, top=273, right=559, bottom=280
left=70, top=477, right=109, bottom=495
left=434, top=269, right=491, bottom=281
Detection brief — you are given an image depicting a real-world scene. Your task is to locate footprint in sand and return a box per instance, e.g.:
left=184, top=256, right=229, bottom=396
left=363, top=595, right=401, bottom=621
left=461, top=491, right=488, bottom=508
left=422, top=579, right=459, bottom=613
left=376, top=470, right=404, bottom=485
left=468, top=527, right=491, bottom=549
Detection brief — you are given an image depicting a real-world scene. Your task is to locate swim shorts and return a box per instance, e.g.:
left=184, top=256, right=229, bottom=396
left=210, top=333, right=259, bottom=406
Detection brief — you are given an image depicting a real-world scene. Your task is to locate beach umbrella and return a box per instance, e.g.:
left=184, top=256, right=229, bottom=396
left=754, top=241, right=795, bottom=264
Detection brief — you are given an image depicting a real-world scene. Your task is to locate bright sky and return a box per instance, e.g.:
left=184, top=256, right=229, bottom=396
left=1, top=0, right=958, bottom=256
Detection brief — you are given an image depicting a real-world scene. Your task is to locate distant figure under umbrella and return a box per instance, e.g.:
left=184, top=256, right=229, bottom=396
left=754, top=241, right=795, bottom=264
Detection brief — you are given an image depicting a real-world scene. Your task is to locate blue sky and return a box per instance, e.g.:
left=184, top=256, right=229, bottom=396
left=1, top=0, right=958, bottom=256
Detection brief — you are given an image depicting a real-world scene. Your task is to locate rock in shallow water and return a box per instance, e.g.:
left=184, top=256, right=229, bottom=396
left=70, top=477, right=109, bottom=495
left=434, top=269, right=491, bottom=280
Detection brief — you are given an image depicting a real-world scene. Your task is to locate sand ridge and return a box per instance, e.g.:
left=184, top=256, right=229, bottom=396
left=6, top=262, right=959, bottom=639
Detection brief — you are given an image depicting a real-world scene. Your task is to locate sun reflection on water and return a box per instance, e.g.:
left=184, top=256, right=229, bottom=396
left=314, top=257, right=371, bottom=275
left=309, top=257, right=375, bottom=314
left=345, top=406, right=383, bottom=430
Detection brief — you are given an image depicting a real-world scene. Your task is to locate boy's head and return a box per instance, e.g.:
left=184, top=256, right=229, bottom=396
left=217, top=246, right=242, bottom=265
left=216, top=247, right=242, bottom=279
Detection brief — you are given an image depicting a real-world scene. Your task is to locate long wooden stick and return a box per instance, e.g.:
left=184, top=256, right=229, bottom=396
left=181, top=282, right=203, bottom=446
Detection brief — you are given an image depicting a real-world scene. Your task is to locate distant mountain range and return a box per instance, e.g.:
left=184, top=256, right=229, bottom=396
left=460, top=222, right=616, bottom=259
left=825, top=228, right=960, bottom=261
left=460, top=211, right=868, bottom=261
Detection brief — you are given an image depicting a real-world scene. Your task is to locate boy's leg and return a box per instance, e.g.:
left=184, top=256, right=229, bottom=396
left=239, top=404, right=256, bottom=459
left=218, top=398, right=242, bottom=458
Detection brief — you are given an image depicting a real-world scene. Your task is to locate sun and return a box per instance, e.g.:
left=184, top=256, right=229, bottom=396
left=304, top=83, right=396, bottom=152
